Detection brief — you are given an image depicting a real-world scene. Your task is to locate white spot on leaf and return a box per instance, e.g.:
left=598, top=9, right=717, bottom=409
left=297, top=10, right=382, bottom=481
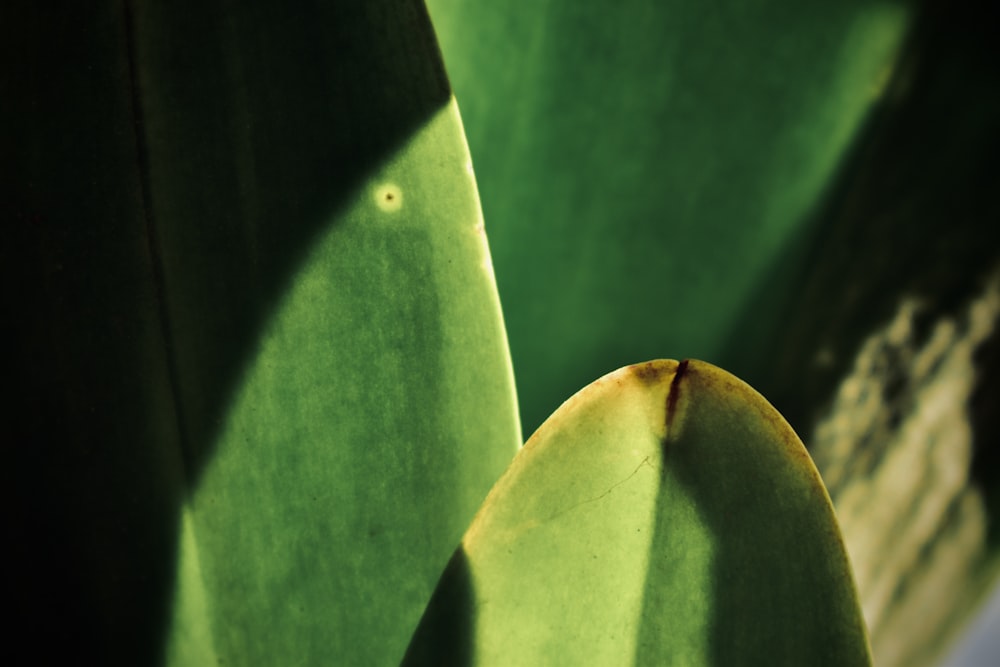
left=374, top=183, right=402, bottom=213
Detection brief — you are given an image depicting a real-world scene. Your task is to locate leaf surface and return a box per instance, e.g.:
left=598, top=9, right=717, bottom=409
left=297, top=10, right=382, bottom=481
left=426, top=0, right=911, bottom=436
left=161, top=87, right=520, bottom=667
left=7, top=2, right=519, bottom=665
left=408, top=360, right=870, bottom=666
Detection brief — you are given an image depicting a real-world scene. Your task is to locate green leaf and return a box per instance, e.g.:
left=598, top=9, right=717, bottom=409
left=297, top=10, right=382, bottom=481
left=407, top=360, right=870, bottom=666
left=165, top=99, right=521, bottom=667
left=426, top=0, right=912, bottom=436
left=8, top=2, right=519, bottom=664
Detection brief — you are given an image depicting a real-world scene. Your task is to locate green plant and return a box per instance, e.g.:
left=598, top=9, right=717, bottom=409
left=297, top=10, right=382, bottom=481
left=8, top=0, right=996, bottom=665
left=405, top=359, right=870, bottom=666
left=426, top=0, right=1000, bottom=664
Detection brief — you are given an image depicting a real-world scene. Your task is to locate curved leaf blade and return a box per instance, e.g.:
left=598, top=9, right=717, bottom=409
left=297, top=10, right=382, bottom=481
left=409, top=359, right=869, bottom=666
left=165, top=98, right=520, bottom=667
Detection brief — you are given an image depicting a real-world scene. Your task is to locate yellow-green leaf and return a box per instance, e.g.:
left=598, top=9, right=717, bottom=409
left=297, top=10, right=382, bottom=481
left=408, top=360, right=870, bottom=666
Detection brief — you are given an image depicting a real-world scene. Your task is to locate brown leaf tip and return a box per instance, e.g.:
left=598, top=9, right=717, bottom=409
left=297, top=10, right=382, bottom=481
left=632, top=360, right=668, bottom=385
left=665, top=358, right=689, bottom=430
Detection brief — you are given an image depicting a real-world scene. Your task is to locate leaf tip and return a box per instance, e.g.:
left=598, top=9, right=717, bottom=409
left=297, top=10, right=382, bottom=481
left=665, top=358, right=690, bottom=430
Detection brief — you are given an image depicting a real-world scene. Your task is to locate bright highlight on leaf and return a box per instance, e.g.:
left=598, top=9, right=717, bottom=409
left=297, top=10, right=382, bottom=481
left=408, top=359, right=871, bottom=666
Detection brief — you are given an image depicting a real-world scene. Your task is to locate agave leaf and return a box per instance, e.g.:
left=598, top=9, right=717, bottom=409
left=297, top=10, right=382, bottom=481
left=425, top=2, right=1000, bottom=663
left=8, top=2, right=519, bottom=665
left=165, top=98, right=520, bottom=667
left=426, top=0, right=912, bottom=436
left=407, top=360, right=870, bottom=666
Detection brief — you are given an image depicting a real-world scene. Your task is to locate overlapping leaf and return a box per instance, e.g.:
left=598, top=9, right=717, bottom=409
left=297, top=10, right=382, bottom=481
left=408, top=360, right=870, bottom=666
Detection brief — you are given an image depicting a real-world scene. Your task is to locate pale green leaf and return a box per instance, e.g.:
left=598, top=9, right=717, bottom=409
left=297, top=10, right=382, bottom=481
left=408, top=360, right=870, bottom=666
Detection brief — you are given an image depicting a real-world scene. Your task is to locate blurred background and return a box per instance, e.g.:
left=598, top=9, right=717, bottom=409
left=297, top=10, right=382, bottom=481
left=425, top=0, right=999, bottom=664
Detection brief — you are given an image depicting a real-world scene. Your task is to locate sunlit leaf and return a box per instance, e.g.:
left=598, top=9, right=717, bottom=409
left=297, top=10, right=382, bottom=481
left=408, top=360, right=870, bottom=666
